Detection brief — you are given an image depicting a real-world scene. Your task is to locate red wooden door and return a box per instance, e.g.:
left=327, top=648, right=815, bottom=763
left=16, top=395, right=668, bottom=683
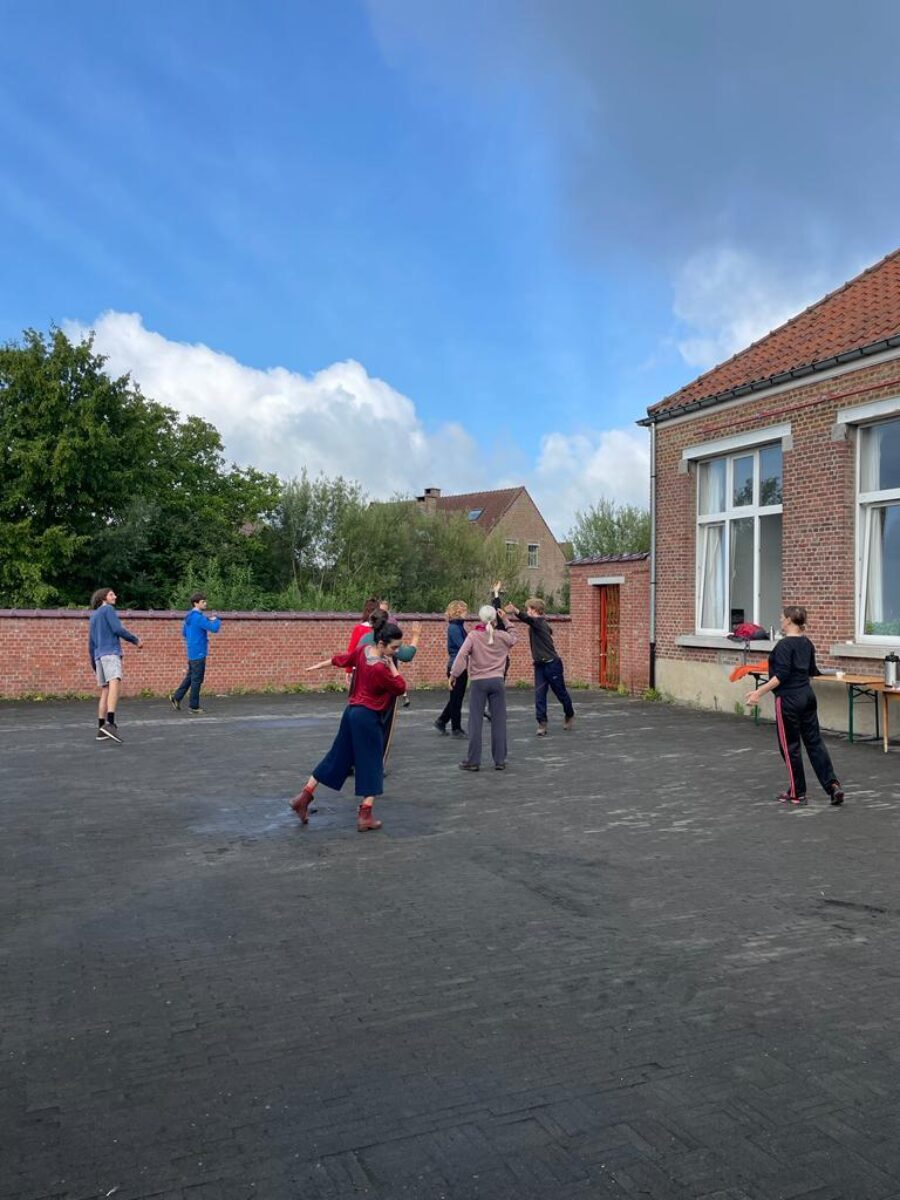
left=599, top=585, right=620, bottom=688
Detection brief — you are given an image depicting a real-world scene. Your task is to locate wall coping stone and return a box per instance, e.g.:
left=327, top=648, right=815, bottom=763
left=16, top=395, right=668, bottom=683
left=0, top=608, right=572, bottom=623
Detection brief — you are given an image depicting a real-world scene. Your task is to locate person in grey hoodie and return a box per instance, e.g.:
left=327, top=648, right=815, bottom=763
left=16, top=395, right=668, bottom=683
left=450, top=604, right=516, bottom=771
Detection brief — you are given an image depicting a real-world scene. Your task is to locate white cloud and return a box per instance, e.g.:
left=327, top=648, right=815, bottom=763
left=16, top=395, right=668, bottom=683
left=673, top=246, right=829, bottom=371
left=65, top=311, right=650, bottom=537
left=531, top=427, right=650, bottom=535
left=64, top=311, right=488, bottom=498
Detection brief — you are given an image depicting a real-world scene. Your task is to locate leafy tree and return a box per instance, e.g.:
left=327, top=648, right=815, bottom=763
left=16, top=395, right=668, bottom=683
left=172, top=491, right=522, bottom=614
left=569, top=498, right=650, bottom=559
left=259, top=471, right=366, bottom=593
left=0, top=327, right=279, bottom=606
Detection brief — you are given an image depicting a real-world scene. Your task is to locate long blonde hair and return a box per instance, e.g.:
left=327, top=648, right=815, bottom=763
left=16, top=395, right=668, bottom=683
left=445, top=599, right=467, bottom=619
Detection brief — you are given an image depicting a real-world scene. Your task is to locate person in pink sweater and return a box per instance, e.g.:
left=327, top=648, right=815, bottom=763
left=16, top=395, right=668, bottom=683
left=450, top=604, right=516, bottom=771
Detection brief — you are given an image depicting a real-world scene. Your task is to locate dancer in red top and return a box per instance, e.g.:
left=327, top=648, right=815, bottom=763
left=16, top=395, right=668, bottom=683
left=290, top=620, right=406, bottom=832
left=344, top=597, right=388, bottom=685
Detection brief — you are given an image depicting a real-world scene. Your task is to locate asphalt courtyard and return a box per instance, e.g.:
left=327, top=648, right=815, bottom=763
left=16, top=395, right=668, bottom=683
left=2, top=688, right=900, bottom=1200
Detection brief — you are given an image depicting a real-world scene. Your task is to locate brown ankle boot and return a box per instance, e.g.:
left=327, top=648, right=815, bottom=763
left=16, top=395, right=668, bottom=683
left=290, top=786, right=315, bottom=824
left=357, top=803, right=382, bottom=832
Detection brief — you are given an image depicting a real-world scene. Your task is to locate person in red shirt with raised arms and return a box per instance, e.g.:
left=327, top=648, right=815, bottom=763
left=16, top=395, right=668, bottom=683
left=344, top=597, right=388, bottom=686
left=289, top=620, right=407, bottom=832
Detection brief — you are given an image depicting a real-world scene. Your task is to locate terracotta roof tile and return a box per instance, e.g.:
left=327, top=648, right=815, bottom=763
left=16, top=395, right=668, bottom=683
left=430, top=487, right=524, bottom=531
left=648, top=248, right=900, bottom=420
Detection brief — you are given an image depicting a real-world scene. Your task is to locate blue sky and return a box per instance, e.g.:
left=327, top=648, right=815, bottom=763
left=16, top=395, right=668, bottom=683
left=2, top=0, right=899, bottom=534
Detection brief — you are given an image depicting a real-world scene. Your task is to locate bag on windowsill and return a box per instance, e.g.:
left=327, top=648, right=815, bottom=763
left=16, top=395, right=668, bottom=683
left=728, top=622, right=768, bottom=642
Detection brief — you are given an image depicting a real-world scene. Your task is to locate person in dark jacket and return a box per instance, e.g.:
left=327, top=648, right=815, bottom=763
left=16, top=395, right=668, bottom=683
left=505, top=596, right=574, bottom=735
left=434, top=600, right=468, bottom=736
left=169, top=592, right=222, bottom=714
left=87, top=587, right=143, bottom=743
left=745, top=605, right=844, bottom=807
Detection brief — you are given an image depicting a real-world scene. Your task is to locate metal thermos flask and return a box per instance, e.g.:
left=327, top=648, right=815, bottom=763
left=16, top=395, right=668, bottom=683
left=884, top=652, right=900, bottom=690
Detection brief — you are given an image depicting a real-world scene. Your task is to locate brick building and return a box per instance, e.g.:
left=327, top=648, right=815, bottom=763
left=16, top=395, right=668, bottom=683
left=416, top=486, right=568, bottom=603
left=567, top=553, right=651, bottom=694
left=640, top=248, right=900, bottom=732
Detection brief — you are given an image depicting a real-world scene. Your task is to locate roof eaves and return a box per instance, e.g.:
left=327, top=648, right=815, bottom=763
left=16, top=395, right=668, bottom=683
left=639, top=332, right=900, bottom=427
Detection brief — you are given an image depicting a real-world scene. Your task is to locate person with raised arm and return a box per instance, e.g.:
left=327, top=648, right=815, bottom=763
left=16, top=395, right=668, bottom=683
left=289, top=619, right=406, bottom=832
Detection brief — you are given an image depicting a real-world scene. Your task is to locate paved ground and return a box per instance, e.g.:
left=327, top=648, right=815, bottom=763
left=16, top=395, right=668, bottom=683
left=2, top=689, right=900, bottom=1200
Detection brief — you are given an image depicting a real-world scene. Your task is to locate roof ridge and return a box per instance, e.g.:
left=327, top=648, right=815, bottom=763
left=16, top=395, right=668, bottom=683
left=435, top=485, right=523, bottom=500
left=655, top=247, right=900, bottom=411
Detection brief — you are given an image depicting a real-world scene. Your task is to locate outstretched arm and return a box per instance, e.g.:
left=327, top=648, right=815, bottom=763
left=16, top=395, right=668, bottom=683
left=746, top=676, right=780, bottom=704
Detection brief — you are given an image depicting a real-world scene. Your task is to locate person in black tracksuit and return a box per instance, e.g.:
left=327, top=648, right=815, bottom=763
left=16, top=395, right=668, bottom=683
left=745, top=605, right=844, bottom=807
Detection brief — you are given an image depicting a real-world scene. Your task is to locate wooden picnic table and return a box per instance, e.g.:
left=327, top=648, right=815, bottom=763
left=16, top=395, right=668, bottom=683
left=861, top=680, right=900, bottom=753
left=814, top=674, right=883, bottom=746
left=745, top=670, right=883, bottom=744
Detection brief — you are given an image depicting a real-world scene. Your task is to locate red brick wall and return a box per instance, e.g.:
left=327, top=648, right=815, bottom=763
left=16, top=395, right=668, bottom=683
left=568, top=558, right=651, bottom=693
left=655, top=357, right=900, bottom=673
left=0, top=610, right=575, bottom=698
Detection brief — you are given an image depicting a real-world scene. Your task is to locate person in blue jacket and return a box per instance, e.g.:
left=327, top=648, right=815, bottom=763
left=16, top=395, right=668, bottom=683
left=88, top=586, right=143, bottom=743
left=434, top=599, right=469, bottom=737
left=169, top=592, right=222, bottom=714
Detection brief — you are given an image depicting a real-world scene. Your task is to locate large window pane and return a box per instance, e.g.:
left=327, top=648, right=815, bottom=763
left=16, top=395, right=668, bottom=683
left=759, top=444, right=783, bottom=506
left=700, top=523, right=725, bottom=629
left=729, top=517, right=754, bottom=629
left=699, top=458, right=726, bottom=514
left=732, top=456, right=754, bottom=507
left=759, top=513, right=783, bottom=632
left=864, top=504, right=900, bottom=635
left=861, top=419, right=900, bottom=492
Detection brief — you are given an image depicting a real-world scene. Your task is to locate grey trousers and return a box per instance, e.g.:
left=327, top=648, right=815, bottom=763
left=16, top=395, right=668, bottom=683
left=467, top=677, right=507, bottom=766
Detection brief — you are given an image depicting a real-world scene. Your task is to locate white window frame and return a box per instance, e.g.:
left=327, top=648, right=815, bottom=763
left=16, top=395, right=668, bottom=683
left=527, top=542, right=539, bottom=569
left=695, top=443, right=783, bottom=634
left=856, top=417, right=900, bottom=643
left=505, top=539, right=519, bottom=565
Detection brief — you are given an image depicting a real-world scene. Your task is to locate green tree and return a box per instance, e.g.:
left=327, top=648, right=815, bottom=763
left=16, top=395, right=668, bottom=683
left=0, top=326, right=278, bottom=606
left=260, top=471, right=366, bottom=593
left=569, top=498, right=650, bottom=559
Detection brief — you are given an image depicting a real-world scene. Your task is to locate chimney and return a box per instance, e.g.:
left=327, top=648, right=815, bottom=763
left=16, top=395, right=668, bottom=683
left=417, top=486, right=441, bottom=514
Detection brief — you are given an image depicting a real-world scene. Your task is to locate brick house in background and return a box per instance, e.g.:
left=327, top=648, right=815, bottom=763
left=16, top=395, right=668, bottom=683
left=416, top=486, right=568, bottom=603
left=640, top=248, right=900, bottom=732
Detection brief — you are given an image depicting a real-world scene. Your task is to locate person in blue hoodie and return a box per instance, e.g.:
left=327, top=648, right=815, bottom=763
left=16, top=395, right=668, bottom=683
left=88, top=586, right=143, bottom=743
left=169, top=592, right=222, bottom=714
left=434, top=599, right=469, bottom=737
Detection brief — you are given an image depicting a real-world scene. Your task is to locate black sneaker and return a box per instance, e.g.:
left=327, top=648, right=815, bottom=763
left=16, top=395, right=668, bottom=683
left=188, top=707, right=205, bottom=716
left=402, top=694, right=411, bottom=708
left=830, top=782, right=845, bottom=807
left=101, top=722, right=122, bottom=744
left=452, top=728, right=467, bottom=738
left=95, top=728, right=107, bottom=741
left=433, top=720, right=448, bottom=735
left=458, top=762, right=480, bottom=771
left=494, top=763, right=507, bottom=771
left=169, top=694, right=181, bottom=711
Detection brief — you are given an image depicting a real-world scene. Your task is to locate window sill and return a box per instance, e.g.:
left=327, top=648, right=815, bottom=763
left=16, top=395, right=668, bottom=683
left=675, top=634, right=774, bottom=652
left=831, top=642, right=900, bottom=660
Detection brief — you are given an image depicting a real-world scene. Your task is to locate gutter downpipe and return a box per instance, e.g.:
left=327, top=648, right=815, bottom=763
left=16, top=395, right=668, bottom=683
left=648, top=417, right=657, bottom=690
